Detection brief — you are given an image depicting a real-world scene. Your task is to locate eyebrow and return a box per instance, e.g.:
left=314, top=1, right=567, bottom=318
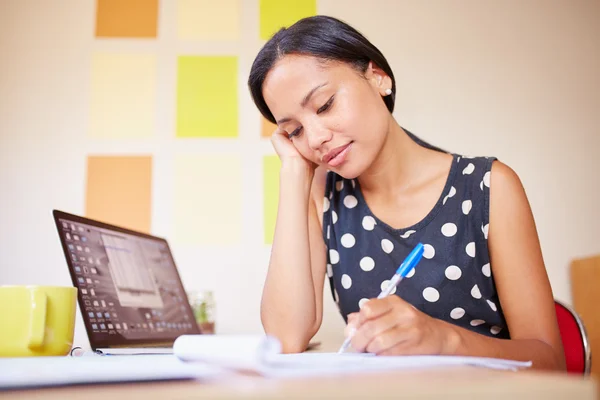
left=276, top=82, right=328, bottom=125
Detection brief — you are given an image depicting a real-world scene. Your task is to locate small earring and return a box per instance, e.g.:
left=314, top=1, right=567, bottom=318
left=384, top=88, right=392, bottom=96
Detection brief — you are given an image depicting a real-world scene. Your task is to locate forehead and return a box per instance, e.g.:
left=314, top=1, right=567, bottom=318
left=262, top=55, right=358, bottom=114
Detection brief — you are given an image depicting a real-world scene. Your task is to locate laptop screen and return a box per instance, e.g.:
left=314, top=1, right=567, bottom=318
left=52, top=210, right=200, bottom=350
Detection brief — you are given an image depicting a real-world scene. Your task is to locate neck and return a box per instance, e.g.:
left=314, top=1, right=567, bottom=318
left=358, top=119, right=429, bottom=195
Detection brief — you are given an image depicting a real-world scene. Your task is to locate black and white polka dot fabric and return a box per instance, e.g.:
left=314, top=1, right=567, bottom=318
left=322, top=146, right=510, bottom=339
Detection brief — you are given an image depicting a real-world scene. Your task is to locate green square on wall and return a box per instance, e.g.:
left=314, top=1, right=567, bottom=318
left=259, top=0, right=316, bottom=40
left=176, top=56, right=238, bottom=138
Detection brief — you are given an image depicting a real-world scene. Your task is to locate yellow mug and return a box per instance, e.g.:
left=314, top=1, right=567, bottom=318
left=0, top=285, right=77, bottom=357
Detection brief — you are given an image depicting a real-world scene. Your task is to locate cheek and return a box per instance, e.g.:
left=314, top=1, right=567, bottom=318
left=292, top=139, right=320, bottom=162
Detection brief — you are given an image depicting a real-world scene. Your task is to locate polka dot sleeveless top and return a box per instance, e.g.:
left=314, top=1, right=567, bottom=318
left=322, top=142, right=510, bottom=340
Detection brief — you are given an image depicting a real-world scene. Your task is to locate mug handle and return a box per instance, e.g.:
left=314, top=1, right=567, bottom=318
left=28, top=289, right=47, bottom=349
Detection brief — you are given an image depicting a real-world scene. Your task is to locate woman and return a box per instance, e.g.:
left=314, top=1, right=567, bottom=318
left=248, top=15, right=565, bottom=371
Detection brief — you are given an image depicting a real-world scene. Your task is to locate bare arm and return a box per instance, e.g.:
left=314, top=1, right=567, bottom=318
left=350, top=161, right=566, bottom=371
left=440, top=161, right=565, bottom=370
left=432, top=162, right=565, bottom=370
left=260, top=162, right=328, bottom=353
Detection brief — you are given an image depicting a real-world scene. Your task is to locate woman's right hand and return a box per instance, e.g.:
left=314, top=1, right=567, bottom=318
left=271, top=128, right=317, bottom=171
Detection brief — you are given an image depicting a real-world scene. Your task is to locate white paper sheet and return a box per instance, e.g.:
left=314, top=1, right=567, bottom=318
left=172, top=335, right=532, bottom=378
left=0, top=354, right=224, bottom=390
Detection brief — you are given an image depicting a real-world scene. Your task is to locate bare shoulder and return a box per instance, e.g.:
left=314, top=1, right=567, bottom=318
left=490, top=160, right=523, bottom=186
left=489, top=160, right=528, bottom=202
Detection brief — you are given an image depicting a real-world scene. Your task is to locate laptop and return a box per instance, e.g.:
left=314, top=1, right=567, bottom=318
left=52, top=210, right=201, bottom=355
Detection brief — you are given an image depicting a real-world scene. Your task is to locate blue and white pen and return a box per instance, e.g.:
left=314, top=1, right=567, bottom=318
left=337, top=242, right=425, bottom=354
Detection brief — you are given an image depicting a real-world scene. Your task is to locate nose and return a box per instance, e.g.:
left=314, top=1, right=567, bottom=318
left=305, top=122, right=332, bottom=151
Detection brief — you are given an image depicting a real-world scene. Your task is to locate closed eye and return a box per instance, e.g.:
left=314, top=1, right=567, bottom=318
left=317, top=95, right=335, bottom=114
left=288, top=126, right=303, bottom=139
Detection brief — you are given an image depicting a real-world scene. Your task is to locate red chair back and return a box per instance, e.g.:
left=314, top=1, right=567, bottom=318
left=555, top=300, right=591, bottom=375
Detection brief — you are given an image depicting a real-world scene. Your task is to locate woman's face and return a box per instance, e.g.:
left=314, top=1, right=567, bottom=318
left=262, top=55, right=393, bottom=179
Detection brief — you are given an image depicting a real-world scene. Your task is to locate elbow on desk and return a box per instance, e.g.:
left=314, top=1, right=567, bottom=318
left=263, top=328, right=313, bottom=354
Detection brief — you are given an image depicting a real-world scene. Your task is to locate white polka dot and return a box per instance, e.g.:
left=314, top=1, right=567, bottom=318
left=487, top=300, right=497, bottom=312
left=450, top=307, right=465, bottom=320
left=457, top=156, right=461, bottom=163
left=423, top=287, right=440, bottom=302
left=381, top=239, right=394, bottom=254
left=482, top=224, right=489, bottom=240
left=482, top=263, right=491, bottom=277
left=483, top=171, right=491, bottom=187
left=329, top=249, right=340, bottom=264
left=442, top=186, right=457, bottom=205
left=466, top=242, right=476, bottom=258
left=334, top=289, right=339, bottom=303
left=490, top=326, right=502, bottom=335
left=336, top=181, right=344, bottom=191
left=441, top=223, right=457, bottom=237
left=405, top=267, right=415, bottom=278
left=470, top=319, right=485, bottom=327
left=332, top=211, right=338, bottom=224
left=359, top=257, right=375, bottom=272
left=362, top=216, right=376, bottom=231
left=462, top=200, right=472, bottom=215
left=351, top=180, right=356, bottom=189
left=343, top=195, right=358, bottom=209
left=323, top=197, right=330, bottom=213
left=462, top=163, right=475, bottom=175
left=380, top=280, right=396, bottom=295
left=341, top=274, right=352, bottom=289
left=358, top=298, right=369, bottom=309
left=326, top=225, right=331, bottom=240
left=399, top=230, right=416, bottom=239
left=471, top=284, right=482, bottom=299
left=329, top=190, right=333, bottom=199
left=341, top=233, right=356, bottom=248
left=445, top=265, right=462, bottom=280
left=423, top=244, right=435, bottom=259
left=480, top=181, right=484, bottom=191
left=326, top=264, right=333, bottom=277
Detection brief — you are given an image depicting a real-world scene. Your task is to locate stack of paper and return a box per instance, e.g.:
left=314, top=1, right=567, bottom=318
left=0, top=354, right=223, bottom=390
left=172, top=335, right=532, bottom=378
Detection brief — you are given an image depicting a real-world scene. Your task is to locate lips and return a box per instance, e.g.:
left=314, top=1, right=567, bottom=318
left=322, top=142, right=352, bottom=167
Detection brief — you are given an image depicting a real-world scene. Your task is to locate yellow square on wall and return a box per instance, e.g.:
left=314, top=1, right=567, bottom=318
left=259, top=0, right=316, bottom=40
left=95, top=0, right=159, bottom=38
left=177, top=0, right=240, bottom=41
left=263, top=155, right=281, bottom=244
left=176, top=56, right=238, bottom=138
left=89, top=53, right=156, bottom=139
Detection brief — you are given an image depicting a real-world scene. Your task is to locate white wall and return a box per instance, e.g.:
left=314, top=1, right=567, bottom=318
left=1, top=0, right=598, bottom=350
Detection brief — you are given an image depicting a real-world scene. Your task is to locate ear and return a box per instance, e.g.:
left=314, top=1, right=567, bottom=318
left=366, top=61, right=392, bottom=96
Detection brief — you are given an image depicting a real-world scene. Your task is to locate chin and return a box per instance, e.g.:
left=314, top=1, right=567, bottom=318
left=327, top=161, right=364, bottom=180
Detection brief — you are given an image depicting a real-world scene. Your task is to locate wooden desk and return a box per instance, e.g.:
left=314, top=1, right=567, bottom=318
left=2, top=366, right=596, bottom=399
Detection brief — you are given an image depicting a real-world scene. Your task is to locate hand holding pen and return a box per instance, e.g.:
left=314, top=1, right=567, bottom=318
left=338, top=243, right=427, bottom=354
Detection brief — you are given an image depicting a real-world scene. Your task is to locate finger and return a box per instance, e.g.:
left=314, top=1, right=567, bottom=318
left=377, top=336, right=426, bottom=356
left=347, top=313, right=359, bottom=327
left=366, top=326, right=413, bottom=355
left=344, top=313, right=360, bottom=337
left=358, top=296, right=404, bottom=323
left=270, top=129, right=294, bottom=155
left=350, top=309, right=397, bottom=353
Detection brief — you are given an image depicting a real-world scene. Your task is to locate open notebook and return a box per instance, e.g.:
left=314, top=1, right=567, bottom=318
left=0, top=335, right=531, bottom=390
left=172, top=334, right=532, bottom=378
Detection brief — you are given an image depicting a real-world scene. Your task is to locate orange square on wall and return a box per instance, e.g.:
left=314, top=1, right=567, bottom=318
left=261, top=117, right=277, bottom=138
left=95, top=0, right=159, bottom=38
left=85, top=155, right=153, bottom=233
